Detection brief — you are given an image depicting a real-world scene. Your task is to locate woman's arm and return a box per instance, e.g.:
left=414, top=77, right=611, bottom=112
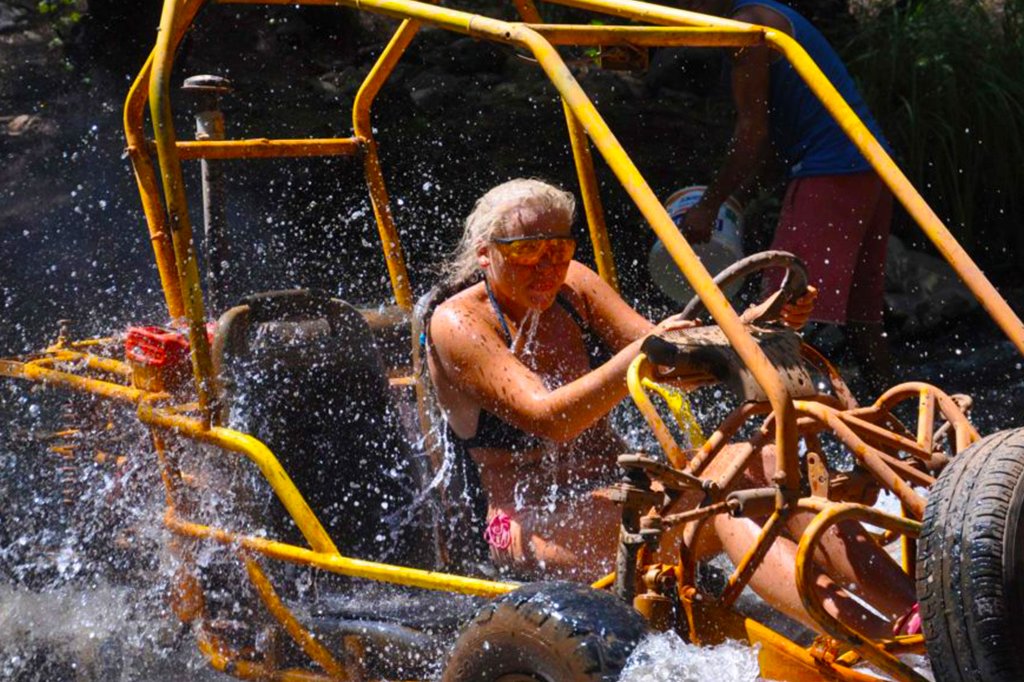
left=430, top=297, right=654, bottom=443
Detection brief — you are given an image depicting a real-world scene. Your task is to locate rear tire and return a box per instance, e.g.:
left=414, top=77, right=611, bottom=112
left=441, top=581, right=648, bottom=682
left=917, top=427, right=1024, bottom=682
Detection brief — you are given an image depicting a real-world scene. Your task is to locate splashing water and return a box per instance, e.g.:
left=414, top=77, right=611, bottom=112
left=511, top=307, right=542, bottom=362
left=622, top=632, right=765, bottom=682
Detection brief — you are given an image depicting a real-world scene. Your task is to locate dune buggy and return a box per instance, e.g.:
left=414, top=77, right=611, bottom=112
left=3, top=0, right=1024, bottom=680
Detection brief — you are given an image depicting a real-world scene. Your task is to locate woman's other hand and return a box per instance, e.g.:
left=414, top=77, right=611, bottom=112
left=652, top=313, right=700, bottom=335
left=780, top=285, right=817, bottom=330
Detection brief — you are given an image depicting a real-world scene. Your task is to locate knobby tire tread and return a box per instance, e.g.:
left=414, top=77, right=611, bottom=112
left=918, top=428, right=1024, bottom=682
left=442, top=581, right=647, bottom=681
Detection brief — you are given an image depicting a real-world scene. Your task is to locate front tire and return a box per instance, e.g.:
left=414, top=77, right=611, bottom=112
left=917, top=427, right=1024, bottom=682
left=441, top=582, right=649, bottom=682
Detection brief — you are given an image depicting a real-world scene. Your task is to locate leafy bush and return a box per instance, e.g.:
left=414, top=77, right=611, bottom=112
left=843, top=0, right=1024, bottom=266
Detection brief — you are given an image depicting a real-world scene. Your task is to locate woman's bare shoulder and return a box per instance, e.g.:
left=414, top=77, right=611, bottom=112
left=432, top=286, right=484, bottom=333
left=429, top=284, right=501, bottom=361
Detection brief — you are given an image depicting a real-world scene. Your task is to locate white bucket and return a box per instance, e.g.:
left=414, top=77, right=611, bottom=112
left=648, top=185, right=745, bottom=305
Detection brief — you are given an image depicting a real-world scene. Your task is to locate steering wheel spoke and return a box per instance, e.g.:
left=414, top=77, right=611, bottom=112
left=681, top=250, right=809, bottom=323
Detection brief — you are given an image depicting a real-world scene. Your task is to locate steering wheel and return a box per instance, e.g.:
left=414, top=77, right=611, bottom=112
left=680, top=250, right=809, bottom=322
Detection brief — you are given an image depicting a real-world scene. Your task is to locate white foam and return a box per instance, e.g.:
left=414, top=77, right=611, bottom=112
left=622, top=632, right=766, bottom=682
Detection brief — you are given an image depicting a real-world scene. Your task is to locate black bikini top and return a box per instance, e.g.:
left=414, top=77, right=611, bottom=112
left=455, top=279, right=611, bottom=452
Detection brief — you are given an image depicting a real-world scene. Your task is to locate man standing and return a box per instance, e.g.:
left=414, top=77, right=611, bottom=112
left=679, top=0, right=894, bottom=393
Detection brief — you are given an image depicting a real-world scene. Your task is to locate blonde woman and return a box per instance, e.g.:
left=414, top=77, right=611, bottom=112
left=425, top=178, right=914, bottom=639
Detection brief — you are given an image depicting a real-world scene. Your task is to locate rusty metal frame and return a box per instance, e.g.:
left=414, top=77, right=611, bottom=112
left=624, top=352, right=964, bottom=679
left=795, top=502, right=928, bottom=682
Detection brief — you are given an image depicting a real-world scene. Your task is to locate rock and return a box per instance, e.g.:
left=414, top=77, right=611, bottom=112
left=0, top=3, right=27, bottom=34
left=406, top=69, right=467, bottom=113
left=2, top=114, right=56, bottom=137
left=577, top=68, right=639, bottom=104
left=884, top=235, right=979, bottom=335
left=438, top=37, right=507, bottom=76
left=312, top=66, right=364, bottom=99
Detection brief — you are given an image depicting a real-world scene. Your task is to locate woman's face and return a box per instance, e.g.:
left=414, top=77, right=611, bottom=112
left=479, top=206, right=575, bottom=311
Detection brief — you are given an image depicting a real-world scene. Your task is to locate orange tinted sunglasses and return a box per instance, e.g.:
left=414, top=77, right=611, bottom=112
left=491, top=235, right=576, bottom=266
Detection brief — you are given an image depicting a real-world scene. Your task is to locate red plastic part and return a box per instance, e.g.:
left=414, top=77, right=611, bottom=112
left=125, top=326, right=190, bottom=368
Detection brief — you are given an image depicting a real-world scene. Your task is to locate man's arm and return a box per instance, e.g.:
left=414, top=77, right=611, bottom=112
left=682, top=41, right=772, bottom=243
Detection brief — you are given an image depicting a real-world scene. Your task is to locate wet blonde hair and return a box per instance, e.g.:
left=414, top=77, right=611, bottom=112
left=441, top=178, right=576, bottom=290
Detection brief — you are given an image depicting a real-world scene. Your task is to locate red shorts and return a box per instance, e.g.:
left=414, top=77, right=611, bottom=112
left=768, top=172, right=892, bottom=324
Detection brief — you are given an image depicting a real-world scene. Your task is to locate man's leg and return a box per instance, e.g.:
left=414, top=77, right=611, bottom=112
left=769, top=174, right=876, bottom=324
left=770, top=173, right=894, bottom=395
left=846, top=176, right=895, bottom=395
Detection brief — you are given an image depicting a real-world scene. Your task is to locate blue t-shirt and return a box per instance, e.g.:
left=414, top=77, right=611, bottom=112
left=732, top=0, right=889, bottom=178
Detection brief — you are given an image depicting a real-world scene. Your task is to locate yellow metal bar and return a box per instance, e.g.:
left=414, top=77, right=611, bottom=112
left=530, top=24, right=766, bottom=47
left=30, top=348, right=133, bottom=379
left=795, top=401, right=927, bottom=518
left=915, top=388, right=935, bottom=452
left=626, top=354, right=688, bottom=468
left=719, top=509, right=786, bottom=608
left=563, top=101, right=619, bottom=290
left=149, top=0, right=219, bottom=424
left=176, top=138, right=363, bottom=160
left=125, top=56, right=182, bottom=319
left=874, top=382, right=980, bottom=447
left=139, top=404, right=340, bottom=556
left=795, top=503, right=926, bottom=682
left=746, top=618, right=886, bottom=682
left=352, top=19, right=421, bottom=311
left=835, top=411, right=936, bottom=464
left=123, top=0, right=206, bottom=322
left=167, top=511, right=517, bottom=598
left=197, top=629, right=336, bottom=682
left=534, top=0, right=752, bottom=28
left=244, top=556, right=349, bottom=679
left=1, top=358, right=150, bottom=404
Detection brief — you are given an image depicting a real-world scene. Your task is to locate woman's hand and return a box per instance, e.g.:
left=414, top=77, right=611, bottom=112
left=652, top=313, right=700, bottom=336
left=779, top=285, right=817, bottom=330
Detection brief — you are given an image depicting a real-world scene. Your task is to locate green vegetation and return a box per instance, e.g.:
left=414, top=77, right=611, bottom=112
left=843, top=0, right=1024, bottom=266
left=37, top=0, right=82, bottom=49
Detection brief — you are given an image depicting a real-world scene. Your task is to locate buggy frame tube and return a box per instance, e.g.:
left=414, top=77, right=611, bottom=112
left=563, top=103, right=619, bottom=290
left=352, top=18, right=421, bottom=311
left=0, top=355, right=521, bottom=599
left=167, top=512, right=517, bottom=598
left=513, top=0, right=619, bottom=287
left=149, top=0, right=219, bottom=424
left=795, top=401, right=927, bottom=518
left=795, top=503, right=926, bottom=682
left=123, top=0, right=207, bottom=320
left=243, top=555, right=349, bottom=679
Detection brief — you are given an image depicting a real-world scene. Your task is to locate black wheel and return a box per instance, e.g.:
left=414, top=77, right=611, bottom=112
left=917, top=427, right=1024, bottom=682
left=441, top=582, right=649, bottom=682
left=680, top=250, right=808, bottom=321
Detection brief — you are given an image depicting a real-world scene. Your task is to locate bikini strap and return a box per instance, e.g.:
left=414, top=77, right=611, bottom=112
left=483, top=276, right=514, bottom=345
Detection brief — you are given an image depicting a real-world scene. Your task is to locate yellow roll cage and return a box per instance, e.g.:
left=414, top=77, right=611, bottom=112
left=3, top=0, right=1022, bottom=679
